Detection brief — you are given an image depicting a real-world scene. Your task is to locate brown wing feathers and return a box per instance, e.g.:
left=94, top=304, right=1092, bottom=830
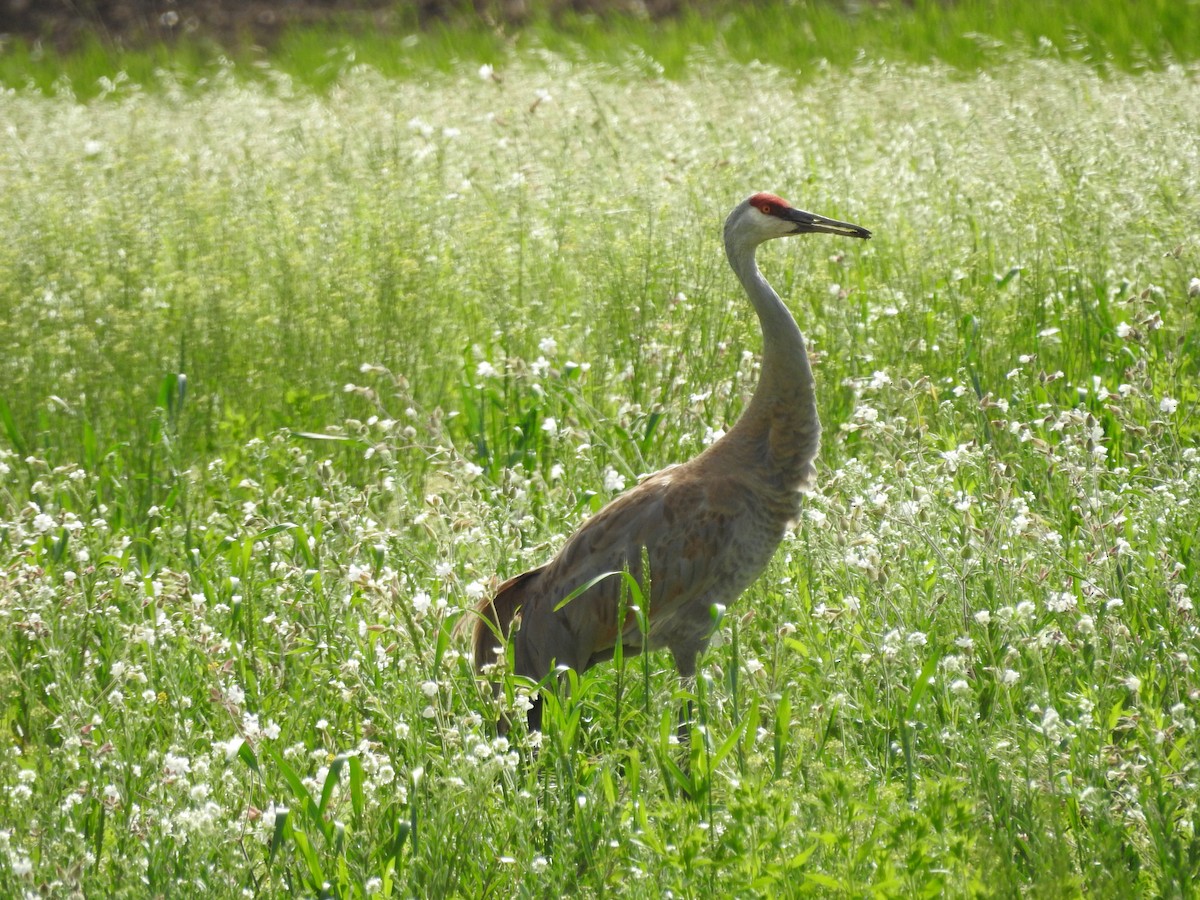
left=470, top=567, right=544, bottom=671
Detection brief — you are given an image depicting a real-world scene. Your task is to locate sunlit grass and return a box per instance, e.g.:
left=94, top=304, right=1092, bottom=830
left=1, top=34, right=1199, bottom=900
left=4, top=0, right=1200, bottom=98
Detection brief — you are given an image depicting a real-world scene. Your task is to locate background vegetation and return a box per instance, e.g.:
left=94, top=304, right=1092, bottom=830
left=5, top=0, right=1200, bottom=96
left=1, top=1, right=1198, bottom=896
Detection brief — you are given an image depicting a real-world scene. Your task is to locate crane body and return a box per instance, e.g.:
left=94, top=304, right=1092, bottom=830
left=471, top=193, right=871, bottom=730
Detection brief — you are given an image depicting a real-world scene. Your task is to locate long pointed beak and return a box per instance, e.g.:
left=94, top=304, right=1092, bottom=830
left=784, top=207, right=872, bottom=239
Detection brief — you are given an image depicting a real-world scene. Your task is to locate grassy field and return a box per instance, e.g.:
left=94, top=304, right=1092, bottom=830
left=4, top=0, right=1200, bottom=97
left=2, top=4, right=1200, bottom=897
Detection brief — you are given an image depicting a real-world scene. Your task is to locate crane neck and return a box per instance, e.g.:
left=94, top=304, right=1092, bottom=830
left=724, top=234, right=814, bottom=403
left=712, top=229, right=822, bottom=492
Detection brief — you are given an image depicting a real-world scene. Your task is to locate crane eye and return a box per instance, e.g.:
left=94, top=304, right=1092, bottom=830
left=757, top=203, right=773, bottom=215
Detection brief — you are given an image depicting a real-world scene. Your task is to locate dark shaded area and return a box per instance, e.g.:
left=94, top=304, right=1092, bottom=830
left=0, top=0, right=705, bottom=49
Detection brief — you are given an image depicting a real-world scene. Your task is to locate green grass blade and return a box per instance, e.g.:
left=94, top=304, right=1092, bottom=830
left=318, top=754, right=347, bottom=819
left=553, top=570, right=626, bottom=612
left=348, top=754, right=364, bottom=825
left=267, top=807, right=290, bottom=866
left=236, top=739, right=260, bottom=775
left=0, top=396, right=25, bottom=455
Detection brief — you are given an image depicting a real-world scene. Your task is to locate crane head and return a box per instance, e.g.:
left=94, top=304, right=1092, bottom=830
left=730, top=192, right=872, bottom=244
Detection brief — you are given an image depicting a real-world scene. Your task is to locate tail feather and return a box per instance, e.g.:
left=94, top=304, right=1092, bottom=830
left=471, top=567, right=544, bottom=672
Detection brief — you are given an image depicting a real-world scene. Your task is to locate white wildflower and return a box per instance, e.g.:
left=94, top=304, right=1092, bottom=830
left=1046, top=591, right=1076, bottom=613
left=602, top=467, right=626, bottom=493
left=882, top=629, right=902, bottom=658
left=214, top=739, right=242, bottom=763
left=1039, top=706, right=1065, bottom=741
left=1170, top=703, right=1195, bottom=732
left=407, top=117, right=433, bottom=137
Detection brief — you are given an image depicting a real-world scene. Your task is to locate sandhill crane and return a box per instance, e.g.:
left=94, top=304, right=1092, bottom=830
left=471, top=192, right=871, bottom=731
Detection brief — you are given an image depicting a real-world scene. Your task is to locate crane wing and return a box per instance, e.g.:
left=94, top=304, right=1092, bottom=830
left=514, top=465, right=771, bottom=674
left=470, top=566, right=546, bottom=670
